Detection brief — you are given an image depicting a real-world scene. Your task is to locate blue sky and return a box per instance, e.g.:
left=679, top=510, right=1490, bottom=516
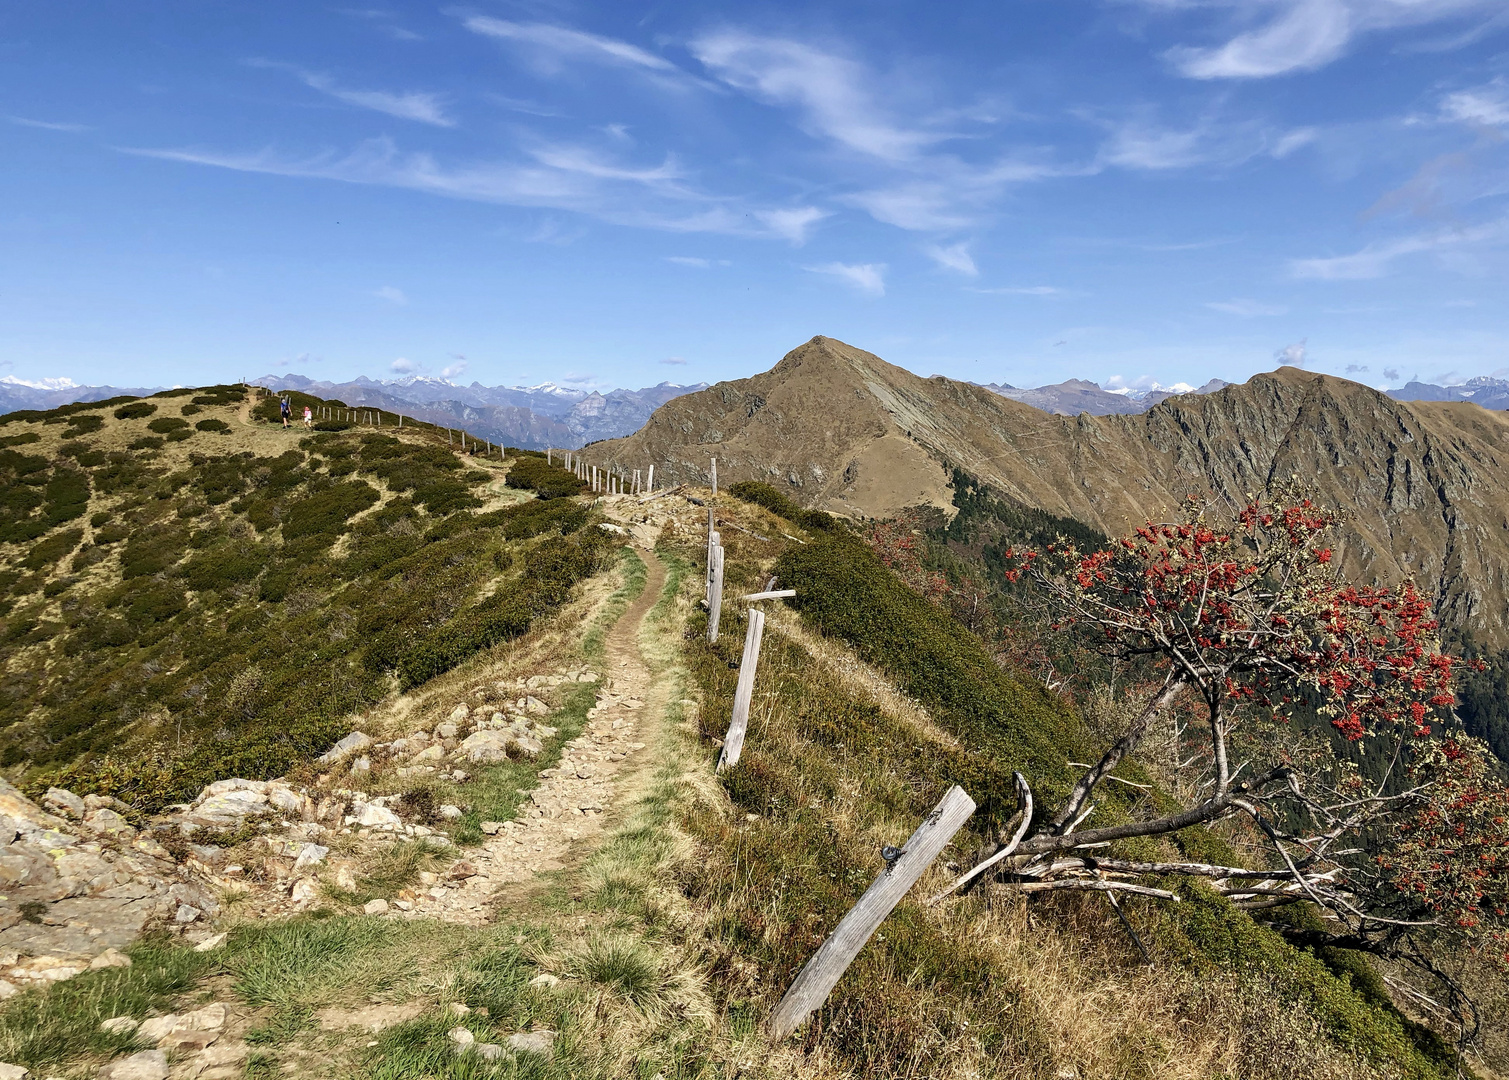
left=3, top=1, right=1507, bottom=394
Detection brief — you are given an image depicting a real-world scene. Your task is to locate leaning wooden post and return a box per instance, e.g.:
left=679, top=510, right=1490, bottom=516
left=769, top=786, right=977, bottom=1042
left=707, top=544, right=725, bottom=643
left=647, top=464, right=654, bottom=493
left=718, top=608, right=765, bottom=771
left=711, top=457, right=718, bottom=498
left=706, top=527, right=719, bottom=604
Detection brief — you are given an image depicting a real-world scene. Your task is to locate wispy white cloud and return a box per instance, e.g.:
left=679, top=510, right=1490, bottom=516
left=1290, top=217, right=1509, bottom=279
left=805, top=261, right=887, bottom=296
left=970, top=285, right=1066, bottom=296
left=390, top=357, right=419, bottom=373
left=374, top=285, right=407, bottom=305
left=464, top=17, right=679, bottom=76
left=691, top=32, right=937, bottom=163
left=1145, top=0, right=1500, bottom=80
left=1206, top=298, right=1287, bottom=316
left=7, top=116, right=89, bottom=133
left=924, top=241, right=978, bottom=275
left=1097, top=114, right=1316, bottom=170
left=119, top=137, right=825, bottom=243
left=666, top=256, right=731, bottom=267
left=660, top=356, right=689, bottom=365
left=1441, top=77, right=1509, bottom=128
left=249, top=60, right=454, bottom=126
left=441, top=359, right=467, bottom=378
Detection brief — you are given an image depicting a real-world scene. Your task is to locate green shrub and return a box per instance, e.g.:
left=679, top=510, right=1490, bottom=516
left=281, top=480, right=380, bottom=541
left=194, top=419, right=230, bottom=434
left=180, top=404, right=202, bottom=416
left=495, top=498, right=588, bottom=540
left=61, top=415, right=104, bottom=438
left=21, top=529, right=84, bottom=571
left=127, top=437, right=164, bottom=452
left=112, top=403, right=157, bottom=421
left=42, top=469, right=90, bottom=526
left=165, top=430, right=192, bottom=443
left=182, top=544, right=265, bottom=592
left=730, top=480, right=839, bottom=531
left=190, top=386, right=245, bottom=407
left=392, top=529, right=612, bottom=690
left=0, top=433, right=40, bottom=448
left=504, top=453, right=586, bottom=500
left=146, top=417, right=188, bottom=434
left=312, top=420, right=352, bottom=432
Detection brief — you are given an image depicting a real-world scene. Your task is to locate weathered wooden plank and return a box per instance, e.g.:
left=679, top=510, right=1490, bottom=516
left=717, top=608, right=764, bottom=772
left=739, top=589, right=797, bottom=602
left=707, top=545, right=725, bottom=644
left=647, top=464, right=654, bottom=493
left=768, top=785, right=977, bottom=1043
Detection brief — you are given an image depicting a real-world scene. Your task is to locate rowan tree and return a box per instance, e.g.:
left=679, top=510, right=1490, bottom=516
left=937, top=485, right=1509, bottom=1035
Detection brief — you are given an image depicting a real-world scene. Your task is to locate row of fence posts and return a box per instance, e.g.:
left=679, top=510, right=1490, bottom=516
left=545, top=448, right=657, bottom=497
left=302, top=402, right=515, bottom=460
left=692, top=461, right=981, bottom=1045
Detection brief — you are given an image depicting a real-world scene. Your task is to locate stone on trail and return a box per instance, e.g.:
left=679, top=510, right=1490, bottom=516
left=449, top=704, right=471, bottom=723
left=82, top=809, right=134, bottom=838
left=137, top=1003, right=226, bottom=1044
left=42, top=788, right=85, bottom=819
left=89, top=948, right=131, bottom=970
left=508, top=1030, right=556, bottom=1059
left=174, top=904, right=201, bottom=923
left=292, top=843, right=329, bottom=869
left=101, top=1017, right=139, bottom=1035
left=98, top=1050, right=168, bottom=1080
left=363, top=898, right=389, bottom=915
left=474, top=1043, right=507, bottom=1061
left=436, top=722, right=459, bottom=739
left=458, top=730, right=510, bottom=764
left=439, top=804, right=463, bottom=819
left=448, top=1026, right=475, bottom=1047
left=528, top=973, right=560, bottom=990
left=316, top=731, right=373, bottom=765
left=194, top=932, right=228, bottom=952
left=351, top=803, right=400, bottom=829
left=0, top=1062, right=26, bottom=1080
left=479, top=821, right=503, bottom=835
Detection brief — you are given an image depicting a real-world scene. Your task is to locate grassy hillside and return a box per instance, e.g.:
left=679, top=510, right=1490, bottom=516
left=0, top=385, right=601, bottom=807
left=673, top=483, right=1465, bottom=1079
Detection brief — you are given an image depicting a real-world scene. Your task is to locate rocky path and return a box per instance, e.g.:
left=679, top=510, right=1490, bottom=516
left=404, top=550, right=670, bottom=923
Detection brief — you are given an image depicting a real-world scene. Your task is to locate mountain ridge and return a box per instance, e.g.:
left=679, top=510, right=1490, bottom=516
left=594, top=335, right=1509, bottom=646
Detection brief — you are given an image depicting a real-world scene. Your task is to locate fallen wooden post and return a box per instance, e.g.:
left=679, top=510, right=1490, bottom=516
left=718, top=608, right=764, bottom=772
left=739, top=589, right=796, bottom=602
left=768, top=785, right=978, bottom=1042
left=707, top=544, right=725, bottom=643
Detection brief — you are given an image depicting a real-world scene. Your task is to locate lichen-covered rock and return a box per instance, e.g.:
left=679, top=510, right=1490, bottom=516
left=315, top=731, right=372, bottom=765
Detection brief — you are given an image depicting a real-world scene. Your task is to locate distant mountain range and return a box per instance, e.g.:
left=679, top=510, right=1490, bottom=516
left=975, top=377, right=1230, bottom=415
left=0, top=378, right=161, bottom=415
left=250, top=375, right=708, bottom=450
left=1385, top=376, right=1509, bottom=411
left=3, top=370, right=1502, bottom=436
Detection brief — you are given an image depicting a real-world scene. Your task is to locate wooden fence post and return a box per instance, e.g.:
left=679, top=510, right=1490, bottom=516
left=707, top=544, right=725, bottom=643
left=718, top=608, right=764, bottom=771
left=647, top=464, right=654, bottom=493
left=768, top=785, right=978, bottom=1042
left=711, top=457, right=717, bottom=498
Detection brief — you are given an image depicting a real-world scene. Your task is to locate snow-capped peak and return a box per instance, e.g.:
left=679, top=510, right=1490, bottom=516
left=0, top=375, right=78, bottom=390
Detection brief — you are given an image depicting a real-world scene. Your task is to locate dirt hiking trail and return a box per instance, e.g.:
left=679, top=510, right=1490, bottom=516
left=407, top=549, right=673, bottom=922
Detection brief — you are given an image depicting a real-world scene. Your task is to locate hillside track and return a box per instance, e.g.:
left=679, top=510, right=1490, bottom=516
left=411, top=548, right=674, bottom=922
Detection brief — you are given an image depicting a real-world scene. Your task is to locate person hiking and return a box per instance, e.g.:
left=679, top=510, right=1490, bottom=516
left=279, top=396, right=291, bottom=429
left=302, top=405, right=313, bottom=429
